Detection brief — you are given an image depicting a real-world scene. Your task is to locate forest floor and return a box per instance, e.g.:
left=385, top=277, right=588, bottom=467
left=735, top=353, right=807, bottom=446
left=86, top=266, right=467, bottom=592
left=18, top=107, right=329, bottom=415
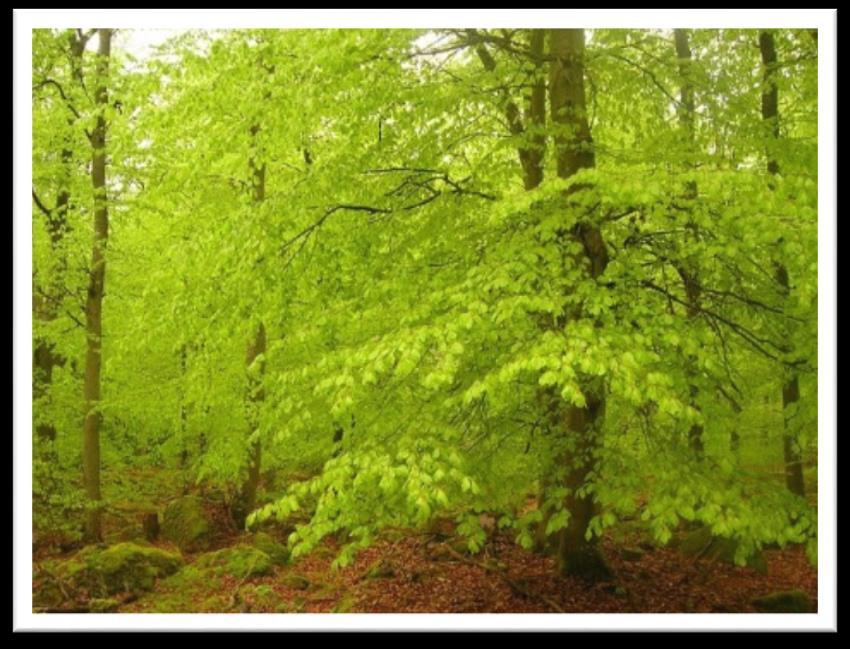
left=116, top=533, right=817, bottom=614
left=33, top=467, right=818, bottom=614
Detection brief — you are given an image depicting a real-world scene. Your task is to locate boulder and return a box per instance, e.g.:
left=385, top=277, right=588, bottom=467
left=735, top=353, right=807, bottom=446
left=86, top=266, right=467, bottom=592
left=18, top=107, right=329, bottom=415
left=161, top=496, right=213, bottom=552
left=250, top=531, right=290, bottom=566
left=37, top=542, right=184, bottom=604
left=194, top=545, right=272, bottom=578
left=752, top=590, right=814, bottom=613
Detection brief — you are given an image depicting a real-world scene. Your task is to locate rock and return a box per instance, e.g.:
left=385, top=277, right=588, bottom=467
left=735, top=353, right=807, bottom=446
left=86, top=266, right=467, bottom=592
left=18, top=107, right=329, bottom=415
left=280, top=573, right=311, bottom=590
left=679, top=526, right=767, bottom=574
left=752, top=590, right=814, bottom=613
left=620, top=546, right=645, bottom=562
left=249, top=532, right=290, bottom=566
left=161, top=496, right=213, bottom=552
left=194, top=545, right=273, bottom=578
left=50, top=542, right=184, bottom=600
left=89, top=597, right=120, bottom=613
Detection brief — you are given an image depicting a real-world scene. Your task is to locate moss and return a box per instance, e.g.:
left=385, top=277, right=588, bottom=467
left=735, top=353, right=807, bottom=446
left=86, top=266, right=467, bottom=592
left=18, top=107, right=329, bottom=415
left=52, top=542, right=183, bottom=600
left=33, top=566, right=66, bottom=609
left=194, top=545, right=273, bottom=578
left=161, top=496, right=213, bottom=552
left=129, top=565, right=224, bottom=613
left=237, top=584, right=280, bottom=612
left=250, top=532, right=290, bottom=566
left=752, top=590, right=813, bottom=613
left=89, top=597, right=119, bottom=613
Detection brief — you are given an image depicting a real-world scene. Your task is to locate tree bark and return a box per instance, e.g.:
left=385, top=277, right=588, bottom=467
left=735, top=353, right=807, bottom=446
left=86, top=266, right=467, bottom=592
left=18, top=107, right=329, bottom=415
left=233, top=114, right=268, bottom=529
left=759, top=29, right=805, bottom=498
left=470, top=29, right=546, bottom=191
left=548, top=28, right=612, bottom=581
left=672, top=28, right=704, bottom=457
left=234, top=322, right=266, bottom=529
left=82, top=28, right=112, bottom=543
left=33, top=31, right=87, bottom=445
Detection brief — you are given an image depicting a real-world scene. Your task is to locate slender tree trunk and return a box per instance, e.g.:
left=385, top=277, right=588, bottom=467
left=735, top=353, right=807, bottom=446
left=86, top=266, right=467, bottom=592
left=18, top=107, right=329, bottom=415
left=235, top=322, right=266, bottom=528
left=81, top=28, right=112, bottom=543
left=672, top=28, right=705, bottom=456
left=470, top=29, right=545, bottom=190
left=233, top=118, right=267, bottom=529
left=177, top=341, right=190, bottom=493
left=33, top=32, right=87, bottom=445
left=759, top=29, right=805, bottom=498
left=524, top=30, right=547, bottom=190
left=549, top=28, right=612, bottom=581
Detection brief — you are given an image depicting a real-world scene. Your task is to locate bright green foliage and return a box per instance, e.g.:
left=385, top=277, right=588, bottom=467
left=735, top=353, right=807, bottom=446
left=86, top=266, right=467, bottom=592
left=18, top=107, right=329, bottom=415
left=32, top=28, right=818, bottom=570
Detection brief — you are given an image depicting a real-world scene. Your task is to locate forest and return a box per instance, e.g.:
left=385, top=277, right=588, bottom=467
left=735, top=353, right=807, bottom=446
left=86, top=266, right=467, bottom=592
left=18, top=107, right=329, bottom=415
left=29, top=26, right=820, bottom=616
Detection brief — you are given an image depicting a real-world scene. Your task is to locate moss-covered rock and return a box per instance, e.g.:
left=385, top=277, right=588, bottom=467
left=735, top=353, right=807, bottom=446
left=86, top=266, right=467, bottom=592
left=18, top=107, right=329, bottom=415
left=679, top=526, right=767, bottom=574
left=44, top=542, right=183, bottom=601
left=161, top=496, right=213, bottom=552
left=194, top=545, right=272, bottom=578
left=249, top=532, right=290, bottom=566
left=752, top=590, right=814, bottom=613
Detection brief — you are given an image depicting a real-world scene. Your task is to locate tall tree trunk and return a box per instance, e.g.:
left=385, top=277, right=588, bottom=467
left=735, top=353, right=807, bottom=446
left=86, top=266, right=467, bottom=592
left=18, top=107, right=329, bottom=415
left=672, top=28, right=705, bottom=457
left=549, top=28, right=612, bottom=581
left=235, top=322, right=266, bottom=528
left=524, top=30, right=547, bottom=190
left=233, top=119, right=267, bottom=529
left=81, top=28, right=112, bottom=543
left=759, top=30, right=805, bottom=498
left=33, top=31, right=88, bottom=445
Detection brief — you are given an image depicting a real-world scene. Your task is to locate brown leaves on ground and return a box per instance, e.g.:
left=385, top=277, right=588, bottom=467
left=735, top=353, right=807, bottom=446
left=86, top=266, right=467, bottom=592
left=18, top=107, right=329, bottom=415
left=115, top=529, right=815, bottom=614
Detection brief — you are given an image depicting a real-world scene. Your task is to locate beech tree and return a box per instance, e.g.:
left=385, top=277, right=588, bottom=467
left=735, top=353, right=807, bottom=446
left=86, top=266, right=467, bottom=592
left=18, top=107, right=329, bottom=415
left=31, top=27, right=818, bottom=578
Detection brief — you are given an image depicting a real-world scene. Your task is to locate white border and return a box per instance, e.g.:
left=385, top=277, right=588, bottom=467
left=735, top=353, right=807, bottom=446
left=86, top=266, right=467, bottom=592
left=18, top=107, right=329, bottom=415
left=14, top=9, right=837, bottom=632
